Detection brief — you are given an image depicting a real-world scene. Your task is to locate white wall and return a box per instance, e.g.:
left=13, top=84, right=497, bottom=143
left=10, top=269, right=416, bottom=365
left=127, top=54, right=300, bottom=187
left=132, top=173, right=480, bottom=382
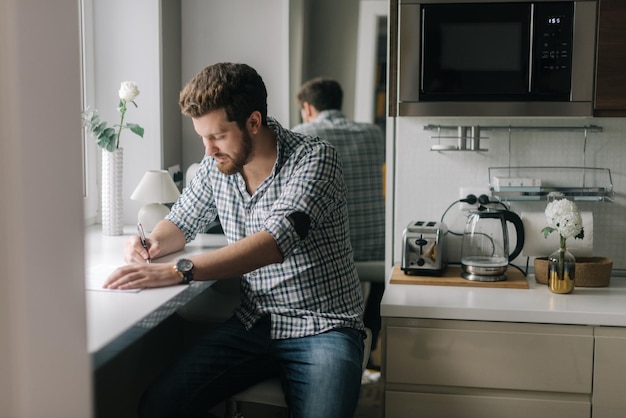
left=391, top=116, right=626, bottom=271
left=0, top=0, right=92, bottom=416
left=91, top=0, right=163, bottom=224
left=160, top=0, right=183, bottom=174
left=180, top=0, right=291, bottom=171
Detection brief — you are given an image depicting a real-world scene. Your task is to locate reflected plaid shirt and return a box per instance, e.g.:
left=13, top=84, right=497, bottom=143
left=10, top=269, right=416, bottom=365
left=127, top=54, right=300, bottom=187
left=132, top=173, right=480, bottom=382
left=167, top=118, right=364, bottom=339
left=292, top=110, right=385, bottom=261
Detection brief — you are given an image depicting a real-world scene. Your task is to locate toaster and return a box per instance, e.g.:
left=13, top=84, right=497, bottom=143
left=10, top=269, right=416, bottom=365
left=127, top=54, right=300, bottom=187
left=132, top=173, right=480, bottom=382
left=401, top=220, right=448, bottom=275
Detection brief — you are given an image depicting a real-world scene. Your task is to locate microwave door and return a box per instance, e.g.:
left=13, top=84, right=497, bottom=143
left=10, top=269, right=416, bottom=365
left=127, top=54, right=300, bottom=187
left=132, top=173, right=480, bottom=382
left=421, top=3, right=532, bottom=100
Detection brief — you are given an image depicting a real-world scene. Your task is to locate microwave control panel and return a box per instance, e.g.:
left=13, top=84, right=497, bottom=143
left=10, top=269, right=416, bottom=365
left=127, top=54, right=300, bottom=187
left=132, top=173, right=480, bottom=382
left=532, top=2, right=574, bottom=94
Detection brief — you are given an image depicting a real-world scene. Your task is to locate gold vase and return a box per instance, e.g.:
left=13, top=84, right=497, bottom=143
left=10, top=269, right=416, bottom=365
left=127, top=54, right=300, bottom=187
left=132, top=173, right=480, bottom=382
left=548, top=246, right=575, bottom=294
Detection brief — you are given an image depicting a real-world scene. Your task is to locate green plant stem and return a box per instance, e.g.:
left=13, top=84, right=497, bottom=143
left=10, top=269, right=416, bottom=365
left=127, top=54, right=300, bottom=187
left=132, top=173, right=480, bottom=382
left=558, top=235, right=567, bottom=280
left=115, top=102, right=127, bottom=149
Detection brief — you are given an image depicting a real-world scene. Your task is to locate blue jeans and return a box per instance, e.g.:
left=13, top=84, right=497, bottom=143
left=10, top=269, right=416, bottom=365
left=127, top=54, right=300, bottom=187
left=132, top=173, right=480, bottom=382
left=139, top=315, right=364, bottom=418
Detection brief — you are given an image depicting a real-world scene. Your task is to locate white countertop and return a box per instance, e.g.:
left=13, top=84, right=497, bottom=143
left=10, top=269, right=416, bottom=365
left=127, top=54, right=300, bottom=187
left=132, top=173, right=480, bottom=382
left=381, top=265, right=626, bottom=327
left=85, top=225, right=228, bottom=355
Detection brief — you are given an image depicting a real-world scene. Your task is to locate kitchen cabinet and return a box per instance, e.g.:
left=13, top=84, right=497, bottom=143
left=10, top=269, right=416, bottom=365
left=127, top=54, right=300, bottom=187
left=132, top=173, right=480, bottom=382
left=592, top=327, right=626, bottom=417
left=383, top=318, right=593, bottom=418
left=381, top=269, right=626, bottom=418
left=594, top=0, right=626, bottom=117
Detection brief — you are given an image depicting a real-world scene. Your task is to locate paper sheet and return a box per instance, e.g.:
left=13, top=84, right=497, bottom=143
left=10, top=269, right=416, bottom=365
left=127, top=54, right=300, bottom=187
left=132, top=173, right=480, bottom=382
left=86, top=264, right=142, bottom=293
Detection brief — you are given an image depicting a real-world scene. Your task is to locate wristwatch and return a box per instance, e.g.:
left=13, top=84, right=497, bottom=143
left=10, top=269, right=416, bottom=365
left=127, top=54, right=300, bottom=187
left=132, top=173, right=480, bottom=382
left=174, top=258, right=194, bottom=284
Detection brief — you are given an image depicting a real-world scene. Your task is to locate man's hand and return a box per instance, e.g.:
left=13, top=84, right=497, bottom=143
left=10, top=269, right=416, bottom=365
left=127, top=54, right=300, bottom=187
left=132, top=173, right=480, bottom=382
left=105, top=219, right=189, bottom=290
left=125, top=235, right=162, bottom=264
left=103, top=263, right=181, bottom=290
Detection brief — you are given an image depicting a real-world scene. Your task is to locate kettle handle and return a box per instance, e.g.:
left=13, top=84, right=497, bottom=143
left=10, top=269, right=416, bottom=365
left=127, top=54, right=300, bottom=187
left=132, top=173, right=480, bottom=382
left=504, top=210, right=525, bottom=261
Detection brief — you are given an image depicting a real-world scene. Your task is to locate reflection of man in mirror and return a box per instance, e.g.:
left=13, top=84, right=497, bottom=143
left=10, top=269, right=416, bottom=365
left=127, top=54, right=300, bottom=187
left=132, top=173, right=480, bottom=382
left=293, top=77, right=385, bottom=369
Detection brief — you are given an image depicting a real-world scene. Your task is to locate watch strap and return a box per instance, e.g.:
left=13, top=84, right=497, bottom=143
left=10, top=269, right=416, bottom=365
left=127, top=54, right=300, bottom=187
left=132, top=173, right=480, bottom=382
left=178, top=271, right=193, bottom=285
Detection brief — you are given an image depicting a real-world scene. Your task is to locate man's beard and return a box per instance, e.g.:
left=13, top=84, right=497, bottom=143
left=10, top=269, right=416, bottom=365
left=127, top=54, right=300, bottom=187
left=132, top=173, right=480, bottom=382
left=215, top=130, right=253, bottom=175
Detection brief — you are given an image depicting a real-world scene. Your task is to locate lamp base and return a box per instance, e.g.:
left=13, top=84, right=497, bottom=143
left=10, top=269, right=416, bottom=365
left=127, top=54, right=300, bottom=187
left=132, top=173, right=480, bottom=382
left=137, top=203, right=170, bottom=232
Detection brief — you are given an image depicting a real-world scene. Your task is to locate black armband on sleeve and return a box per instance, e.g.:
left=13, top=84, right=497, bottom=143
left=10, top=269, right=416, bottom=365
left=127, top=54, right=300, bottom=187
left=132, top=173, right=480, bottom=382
left=287, top=211, right=311, bottom=240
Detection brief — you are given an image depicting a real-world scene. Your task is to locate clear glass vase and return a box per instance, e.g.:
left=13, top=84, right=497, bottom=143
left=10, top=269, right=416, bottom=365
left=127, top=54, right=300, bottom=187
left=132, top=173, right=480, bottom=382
left=548, top=246, right=575, bottom=294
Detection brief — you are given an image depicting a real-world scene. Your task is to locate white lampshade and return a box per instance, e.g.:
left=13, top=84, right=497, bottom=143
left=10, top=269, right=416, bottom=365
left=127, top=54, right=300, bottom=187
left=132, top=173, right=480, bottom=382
left=130, top=170, right=181, bottom=231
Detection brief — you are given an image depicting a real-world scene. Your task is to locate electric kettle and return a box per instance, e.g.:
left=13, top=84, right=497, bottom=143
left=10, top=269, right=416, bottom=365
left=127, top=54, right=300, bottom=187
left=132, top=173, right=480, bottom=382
left=460, top=209, right=525, bottom=282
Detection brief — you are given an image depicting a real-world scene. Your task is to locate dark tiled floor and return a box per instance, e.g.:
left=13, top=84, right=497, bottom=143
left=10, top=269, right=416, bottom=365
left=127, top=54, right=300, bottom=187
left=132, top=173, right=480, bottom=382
left=356, top=335, right=384, bottom=418
left=355, top=378, right=384, bottom=418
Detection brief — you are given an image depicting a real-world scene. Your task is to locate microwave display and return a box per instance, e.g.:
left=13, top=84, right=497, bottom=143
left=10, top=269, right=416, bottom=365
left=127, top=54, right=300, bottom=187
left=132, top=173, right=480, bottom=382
left=421, top=2, right=573, bottom=101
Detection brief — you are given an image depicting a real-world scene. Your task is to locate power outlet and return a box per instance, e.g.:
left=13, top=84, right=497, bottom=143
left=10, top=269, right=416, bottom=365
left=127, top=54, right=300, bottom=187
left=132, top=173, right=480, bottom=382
left=459, top=187, right=491, bottom=210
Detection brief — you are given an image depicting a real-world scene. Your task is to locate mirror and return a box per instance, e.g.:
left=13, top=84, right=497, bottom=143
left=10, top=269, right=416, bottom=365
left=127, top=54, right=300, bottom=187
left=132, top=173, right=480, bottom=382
left=297, top=0, right=388, bottom=128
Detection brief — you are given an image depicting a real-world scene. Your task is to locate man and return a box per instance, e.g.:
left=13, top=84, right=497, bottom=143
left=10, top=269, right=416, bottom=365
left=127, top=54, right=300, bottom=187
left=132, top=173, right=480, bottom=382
left=104, top=63, right=365, bottom=418
left=292, top=77, right=385, bottom=368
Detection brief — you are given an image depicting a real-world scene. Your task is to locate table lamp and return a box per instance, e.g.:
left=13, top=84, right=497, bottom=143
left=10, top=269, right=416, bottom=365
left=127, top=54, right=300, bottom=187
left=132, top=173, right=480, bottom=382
left=130, top=170, right=181, bottom=232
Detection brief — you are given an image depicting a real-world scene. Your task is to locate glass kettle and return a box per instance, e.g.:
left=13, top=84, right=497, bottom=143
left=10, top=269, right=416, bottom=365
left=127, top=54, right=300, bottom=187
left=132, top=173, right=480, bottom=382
left=460, top=209, right=525, bottom=281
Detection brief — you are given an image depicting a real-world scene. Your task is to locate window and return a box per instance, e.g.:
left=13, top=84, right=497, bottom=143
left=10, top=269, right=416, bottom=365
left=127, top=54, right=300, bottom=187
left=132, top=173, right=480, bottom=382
left=80, top=0, right=98, bottom=224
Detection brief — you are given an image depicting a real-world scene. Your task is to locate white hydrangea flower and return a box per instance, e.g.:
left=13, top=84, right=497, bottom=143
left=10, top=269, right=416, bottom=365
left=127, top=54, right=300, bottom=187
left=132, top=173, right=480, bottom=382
left=544, top=198, right=583, bottom=239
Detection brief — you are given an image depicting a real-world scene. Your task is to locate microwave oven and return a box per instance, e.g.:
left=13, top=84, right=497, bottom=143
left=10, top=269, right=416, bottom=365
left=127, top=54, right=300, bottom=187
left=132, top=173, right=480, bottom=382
left=396, top=0, right=598, bottom=117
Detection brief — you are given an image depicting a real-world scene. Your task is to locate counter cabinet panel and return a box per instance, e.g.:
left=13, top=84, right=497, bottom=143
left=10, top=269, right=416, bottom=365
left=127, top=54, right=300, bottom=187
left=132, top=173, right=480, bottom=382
left=592, top=326, right=626, bottom=418
left=382, top=317, right=594, bottom=418
left=385, top=318, right=593, bottom=393
left=385, top=390, right=590, bottom=418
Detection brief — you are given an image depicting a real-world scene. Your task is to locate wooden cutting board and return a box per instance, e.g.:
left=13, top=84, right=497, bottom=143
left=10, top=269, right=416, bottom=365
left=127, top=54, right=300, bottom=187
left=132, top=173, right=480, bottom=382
left=390, top=264, right=529, bottom=289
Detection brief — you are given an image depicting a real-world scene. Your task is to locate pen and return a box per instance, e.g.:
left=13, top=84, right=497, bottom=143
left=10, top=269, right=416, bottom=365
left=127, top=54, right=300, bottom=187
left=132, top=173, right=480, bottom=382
left=137, top=223, right=152, bottom=263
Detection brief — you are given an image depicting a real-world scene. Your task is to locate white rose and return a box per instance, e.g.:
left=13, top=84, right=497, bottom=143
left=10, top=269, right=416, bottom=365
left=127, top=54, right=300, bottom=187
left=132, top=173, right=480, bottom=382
left=119, top=81, right=140, bottom=102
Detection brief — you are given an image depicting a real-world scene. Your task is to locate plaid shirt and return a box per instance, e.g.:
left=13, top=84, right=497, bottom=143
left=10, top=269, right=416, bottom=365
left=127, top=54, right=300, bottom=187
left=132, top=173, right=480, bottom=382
left=167, top=117, right=364, bottom=339
left=292, top=110, right=385, bottom=261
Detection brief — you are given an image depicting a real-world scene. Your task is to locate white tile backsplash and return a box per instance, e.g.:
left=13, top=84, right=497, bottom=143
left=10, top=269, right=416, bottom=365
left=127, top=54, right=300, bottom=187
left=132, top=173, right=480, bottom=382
left=392, top=117, right=626, bottom=271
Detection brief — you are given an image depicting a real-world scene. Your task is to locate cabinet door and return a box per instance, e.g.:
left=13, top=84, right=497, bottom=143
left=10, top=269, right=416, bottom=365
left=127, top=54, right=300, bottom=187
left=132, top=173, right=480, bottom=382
left=594, top=0, right=626, bottom=116
left=385, top=319, right=593, bottom=393
left=593, top=327, right=626, bottom=418
left=386, top=391, right=590, bottom=418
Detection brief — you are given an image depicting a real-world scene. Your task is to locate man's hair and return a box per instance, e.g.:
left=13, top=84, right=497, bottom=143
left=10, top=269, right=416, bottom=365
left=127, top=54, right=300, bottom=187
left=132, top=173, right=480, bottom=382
left=296, top=77, right=343, bottom=111
left=179, top=62, right=268, bottom=129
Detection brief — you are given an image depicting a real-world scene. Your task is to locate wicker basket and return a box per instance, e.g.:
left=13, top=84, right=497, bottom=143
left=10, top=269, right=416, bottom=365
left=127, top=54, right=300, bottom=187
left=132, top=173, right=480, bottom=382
left=534, top=256, right=613, bottom=287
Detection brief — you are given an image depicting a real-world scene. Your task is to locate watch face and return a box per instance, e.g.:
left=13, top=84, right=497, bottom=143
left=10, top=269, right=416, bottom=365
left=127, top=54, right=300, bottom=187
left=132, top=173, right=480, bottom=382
left=176, top=258, right=194, bottom=273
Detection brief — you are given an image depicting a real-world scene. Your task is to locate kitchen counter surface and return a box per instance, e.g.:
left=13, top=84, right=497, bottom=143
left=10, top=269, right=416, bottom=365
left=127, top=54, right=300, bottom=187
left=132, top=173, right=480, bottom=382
left=382, top=264, right=626, bottom=327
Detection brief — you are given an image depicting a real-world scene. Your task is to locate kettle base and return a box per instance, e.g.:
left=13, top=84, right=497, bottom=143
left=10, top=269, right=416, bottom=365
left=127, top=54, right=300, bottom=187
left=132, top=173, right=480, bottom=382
left=461, top=271, right=507, bottom=282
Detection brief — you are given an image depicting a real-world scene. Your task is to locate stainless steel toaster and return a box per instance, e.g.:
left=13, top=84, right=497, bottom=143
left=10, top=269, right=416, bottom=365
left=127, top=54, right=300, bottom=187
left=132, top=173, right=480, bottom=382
left=401, top=220, right=448, bottom=275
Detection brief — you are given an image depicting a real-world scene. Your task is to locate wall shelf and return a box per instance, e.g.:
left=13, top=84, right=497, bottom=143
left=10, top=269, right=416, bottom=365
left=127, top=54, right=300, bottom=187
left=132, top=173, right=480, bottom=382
left=488, top=166, right=615, bottom=202
left=424, top=124, right=603, bottom=152
left=425, top=124, right=604, bottom=133
left=423, top=124, right=612, bottom=202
